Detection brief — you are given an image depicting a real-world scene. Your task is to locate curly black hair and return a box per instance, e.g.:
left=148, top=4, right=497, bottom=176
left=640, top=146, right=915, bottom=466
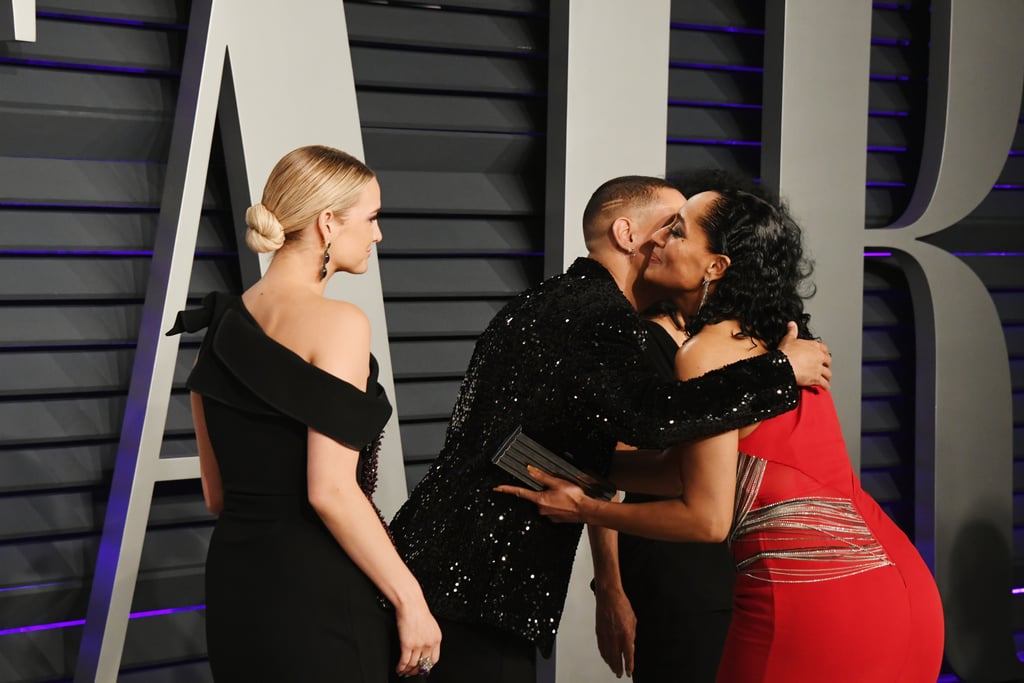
left=685, top=187, right=816, bottom=347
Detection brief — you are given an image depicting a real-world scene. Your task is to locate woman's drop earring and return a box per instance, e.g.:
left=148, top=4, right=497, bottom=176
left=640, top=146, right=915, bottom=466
left=697, top=277, right=710, bottom=314
left=319, top=242, right=331, bottom=281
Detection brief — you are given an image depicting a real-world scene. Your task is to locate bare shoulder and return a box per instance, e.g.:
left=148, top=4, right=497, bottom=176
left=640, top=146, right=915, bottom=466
left=307, top=299, right=372, bottom=383
left=676, top=321, right=767, bottom=381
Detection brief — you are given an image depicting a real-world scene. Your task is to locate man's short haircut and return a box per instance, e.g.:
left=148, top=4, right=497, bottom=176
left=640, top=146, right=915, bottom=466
left=581, top=175, right=676, bottom=248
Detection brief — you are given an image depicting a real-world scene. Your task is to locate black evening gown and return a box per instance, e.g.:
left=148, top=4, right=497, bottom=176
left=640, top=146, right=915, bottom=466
left=167, top=292, right=395, bottom=683
left=618, top=319, right=735, bottom=683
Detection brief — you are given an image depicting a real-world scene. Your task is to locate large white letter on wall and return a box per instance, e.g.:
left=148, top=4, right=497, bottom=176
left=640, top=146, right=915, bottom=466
left=545, top=1, right=671, bottom=681
left=764, top=1, right=1024, bottom=680
left=74, top=1, right=403, bottom=680
left=876, top=2, right=1024, bottom=678
left=761, top=0, right=872, bottom=469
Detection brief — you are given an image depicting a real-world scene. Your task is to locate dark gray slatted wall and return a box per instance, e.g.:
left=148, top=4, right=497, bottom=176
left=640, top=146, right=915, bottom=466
left=1, top=1, right=549, bottom=680
left=343, top=0, right=548, bottom=490
left=668, top=0, right=1024, bottom=670
left=0, top=1, right=240, bottom=680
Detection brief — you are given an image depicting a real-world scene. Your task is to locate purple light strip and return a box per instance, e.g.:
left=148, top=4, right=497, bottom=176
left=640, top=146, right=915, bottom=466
left=872, top=37, right=912, bottom=47
left=37, top=11, right=145, bottom=26
left=666, top=101, right=912, bottom=119
left=0, top=250, right=233, bottom=257
left=36, top=11, right=187, bottom=30
left=667, top=137, right=761, bottom=147
left=994, top=184, right=1024, bottom=190
left=867, top=145, right=908, bottom=153
left=873, top=2, right=913, bottom=9
left=871, top=73, right=912, bottom=82
left=0, top=604, right=205, bottom=637
left=0, top=581, right=66, bottom=594
left=668, top=99, right=762, bottom=110
left=865, top=251, right=1024, bottom=258
left=0, top=56, right=177, bottom=76
left=670, top=22, right=765, bottom=36
left=866, top=181, right=906, bottom=188
left=670, top=61, right=764, bottom=74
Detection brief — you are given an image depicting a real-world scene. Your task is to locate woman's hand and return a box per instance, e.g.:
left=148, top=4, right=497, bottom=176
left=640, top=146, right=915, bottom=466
left=494, top=465, right=594, bottom=524
left=394, top=600, right=442, bottom=678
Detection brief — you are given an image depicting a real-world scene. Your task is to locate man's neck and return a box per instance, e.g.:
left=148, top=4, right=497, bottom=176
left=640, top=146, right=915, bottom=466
left=587, top=251, right=641, bottom=310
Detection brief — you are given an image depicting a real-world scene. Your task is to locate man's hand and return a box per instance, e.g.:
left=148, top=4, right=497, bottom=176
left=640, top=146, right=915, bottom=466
left=777, top=322, right=831, bottom=390
left=594, top=585, right=636, bottom=678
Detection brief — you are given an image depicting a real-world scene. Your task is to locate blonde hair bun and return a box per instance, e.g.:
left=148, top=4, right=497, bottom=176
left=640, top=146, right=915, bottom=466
left=245, top=203, right=286, bottom=253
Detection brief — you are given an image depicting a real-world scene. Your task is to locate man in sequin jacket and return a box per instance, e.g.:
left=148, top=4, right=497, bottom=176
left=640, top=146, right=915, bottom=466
left=389, top=176, right=832, bottom=682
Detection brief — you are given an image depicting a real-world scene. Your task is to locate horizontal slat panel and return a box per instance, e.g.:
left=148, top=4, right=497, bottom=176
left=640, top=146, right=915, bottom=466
left=670, top=0, right=762, bottom=27
left=37, top=0, right=188, bottom=24
left=390, top=339, right=475, bottom=379
left=379, top=257, right=540, bottom=297
left=398, top=421, right=449, bottom=462
left=861, top=433, right=911, bottom=469
left=0, top=437, right=196, bottom=492
left=0, top=107, right=172, bottom=161
left=861, top=396, right=910, bottom=433
left=868, top=80, right=913, bottom=113
left=0, top=211, right=230, bottom=251
left=377, top=217, right=539, bottom=255
left=0, top=525, right=210, bottom=589
left=666, top=104, right=760, bottom=142
left=0, top=490, right=208, bottom=542
left=667, top=68, right=762, bottom=106
left=0, top=347, right=196, bottom=397
left=665, top=143, right=760, bottom=178
left=0, top=18, right=184, bottom=72
left=0, top=257, right=235, bottom=301
left=0, top=157, right=225, bottom=208
left=668, top=29, right=763, bottom=67
left=351, top=46, right=543, bottom=94
left=869, top=45, right=912, bottom=78
left=0, top=63, right=175, bottom=110
left=871, top=5, right=913, bottom=42
left=861, top=362, right=911, bottom=397
left=384, top=300, right=508, bottom=337
left=862, top=327, right=912, bottom=362
left=364, top=129, right=539, bottom=172
left=0, top=609, right=209, bottom=683
left=345, top=2, right=543, bottom=54
left=0, top=392, right=191, bottom=446
left=0, top=303, right=142, bottom=344
left=393, top=380, right=461, bottom=420
left=867, top=116, right=911, bottom=147
left=357, top=91, right=541, bottom=133
left=374, top=170, right=538, bottom=215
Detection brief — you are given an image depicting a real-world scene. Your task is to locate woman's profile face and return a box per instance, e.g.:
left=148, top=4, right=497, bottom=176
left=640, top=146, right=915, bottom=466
left=328, top=177, right=382, bottom=275
left=644, top=191, right=719, bottom=296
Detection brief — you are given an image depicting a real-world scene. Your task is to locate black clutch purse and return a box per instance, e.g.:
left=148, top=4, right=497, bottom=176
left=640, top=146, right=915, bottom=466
left=491, top=426, right=617, bottom=502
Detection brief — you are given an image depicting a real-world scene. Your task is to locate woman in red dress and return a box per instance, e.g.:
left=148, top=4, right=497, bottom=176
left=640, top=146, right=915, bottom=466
left=498, top=186, right=944, bottom=682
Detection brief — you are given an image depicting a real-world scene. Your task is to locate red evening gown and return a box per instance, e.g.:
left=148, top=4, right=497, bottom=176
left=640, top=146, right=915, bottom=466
left=715, top=388, right=944, bottom=683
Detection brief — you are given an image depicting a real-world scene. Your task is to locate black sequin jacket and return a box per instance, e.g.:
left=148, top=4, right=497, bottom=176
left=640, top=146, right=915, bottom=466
left=389, top=258, right=798, bottom=656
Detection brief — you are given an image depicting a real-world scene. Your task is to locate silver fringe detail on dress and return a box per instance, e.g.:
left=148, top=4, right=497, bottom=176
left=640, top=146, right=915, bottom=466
left=729, top=453, right=893, bottom=583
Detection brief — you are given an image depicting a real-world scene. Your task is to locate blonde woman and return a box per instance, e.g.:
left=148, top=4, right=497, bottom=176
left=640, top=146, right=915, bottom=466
left=168, top=146, right=441, bottom=681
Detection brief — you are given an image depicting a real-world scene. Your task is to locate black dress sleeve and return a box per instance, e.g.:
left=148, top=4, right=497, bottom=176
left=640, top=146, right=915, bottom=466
left=569, top=309, right=798, bottom=449
left=166, top=293, right=392, bottom=451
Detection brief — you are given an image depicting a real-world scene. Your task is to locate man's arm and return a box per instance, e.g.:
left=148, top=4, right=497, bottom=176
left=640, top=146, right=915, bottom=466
left=571, top=316, right=829, bottom=451
left=588, top=522, right=635, bottom=678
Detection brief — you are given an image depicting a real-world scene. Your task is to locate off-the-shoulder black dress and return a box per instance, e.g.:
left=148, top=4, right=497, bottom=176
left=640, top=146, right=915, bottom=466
left=167, top=292, right=394, bottom=682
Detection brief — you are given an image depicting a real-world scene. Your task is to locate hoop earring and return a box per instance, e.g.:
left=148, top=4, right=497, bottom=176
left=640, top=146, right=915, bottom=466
left=319, top=242, right=331, bottom=281
left=697, top=277, right=710, bottom=314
